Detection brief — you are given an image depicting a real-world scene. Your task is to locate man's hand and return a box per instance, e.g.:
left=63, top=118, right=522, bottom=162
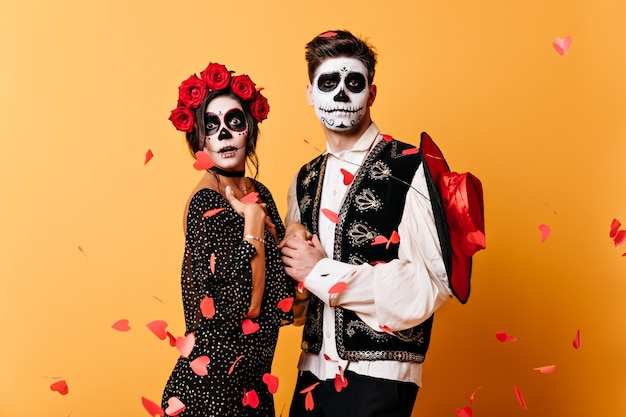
left=279, top=222, right=312, bottom=248
left=281, top=234, right=326, bottom=282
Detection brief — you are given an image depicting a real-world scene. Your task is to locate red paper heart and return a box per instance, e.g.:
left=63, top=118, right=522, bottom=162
left=371, top=235, right=388, bottom=245
left=263, top=373, right=279, bottom=394
left=340, top=168, right=354, bottom=185
left=175, top=333, right=195, bottom=358
left=229, top=355, right=244, bottom=375
left=190, top=355, right=210, bottom=376
left=610, top=218, right=621, bottom=238
left=304, top=391, right=314, bottom=411
left=210, top=253, right=216, bottom=275
left=334, top=371, right=348, bottom=392
left=614, top=230, right=626, bottom=248
left=379, top=325, right=394, bottom=335
left=402, top=147, right=419, bottom=155
left=328, top=282, right=347, bottom=294
left=193, top=151, right=214, bottom=170
left=50, top=380, right=69, bottom=395
left=141, top=396, right=164, bottom=417
left=321, top=208, right=340, bottom=224
left=277, top=297, right=294, bottom=313
left=533, top=365, right=556, bottom=373
left=146, top=320, right=168, bottom=340
left=456, top=406, right=472, bottom=417
left=145, top=149, right=154, bottom=165
left=381, top=133, right=393, bottom=142
left=164, top=396, right=186, bottom=416
left=514, top=386, right=528, bottom=410
left=165, top=331, right=176, bottom=347
left=200, top=296, right=215, bottom=319
left=111, top=319, right=130, bottom=332
left=203, top=208, right=225, bottom=218
left=495, top=330, right=517, bottom=342
left=241, top=192, right=259, bottom=203
left=573, top=329, right=581, bottom=349
left=538, top=224, right=551, bottom=243
left=242, top=319, right=260, bottom=335
left=242, top=389, right=259, bottom=408
left=552, top=35, right=572, bottom=56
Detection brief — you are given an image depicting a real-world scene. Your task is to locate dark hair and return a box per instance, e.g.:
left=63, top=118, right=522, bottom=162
left=185, top=90, right=260, bottom=178
left=305, top=30, right=378, bottom=84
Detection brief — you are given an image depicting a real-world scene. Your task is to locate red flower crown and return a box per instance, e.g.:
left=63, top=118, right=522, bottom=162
left=169, top=62, right=270, bottom=133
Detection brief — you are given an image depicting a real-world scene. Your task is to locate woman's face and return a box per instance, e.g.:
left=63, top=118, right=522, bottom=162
left=203, top=95, right=249, bottom=171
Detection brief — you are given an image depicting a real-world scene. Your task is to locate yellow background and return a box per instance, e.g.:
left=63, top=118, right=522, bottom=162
left=1, top=0, right=625, bottom=415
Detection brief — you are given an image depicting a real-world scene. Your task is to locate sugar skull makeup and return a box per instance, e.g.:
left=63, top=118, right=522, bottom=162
left=309, top=57, right=370, bottom=131
left=203, top=95, right=248, bottom=164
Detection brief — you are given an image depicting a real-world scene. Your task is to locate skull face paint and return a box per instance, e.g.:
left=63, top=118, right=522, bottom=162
left=310, top=57, right=370, bottom=131
left=203, top=95, right=248, bottom=168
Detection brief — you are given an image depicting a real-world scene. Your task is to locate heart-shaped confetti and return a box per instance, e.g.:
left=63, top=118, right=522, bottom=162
left=379, top=325, right=394, bottom=335
left=193, top=151, right=214, bottom=170
left=210, top=253, right=216, bottom=275
left=146, top=320, right=168, bottom=340
left=263, top=373, right=279, bottom=394
left=164, top=397, right=186, bottom=416
left=371, top=235, right=388, bottom=245
left=190, top=355, right=210, bottom=376
left=538, top=224, right=551, bottom=243
left=381, top=133, right=393, bottom=142
left=297, top=282, right=305, bottom=293
left=495, top=330, right=517, bottom=342
left=334, top=371, right=348, bottom=392
left=328, top=282, right=347, bottom=294
left=323, top=353, right=338, bottom=362
left=240, top=192, right=258, bottom=203
left=175, top=333, right=195, bottom=358
left=145, top=149, right=154, bottom=165
left=50, top=380, right=69, bottom=395
left=613, top=230, right=626, bottom=249
left=402, top=147, right=419, bottom=155
left=277, top=297, right=294, bottom=313
left=242, top=319, right=260, bottom=335
left=456, top=406, right=473, bottom=417
left=242, top=389, right=259, bottom=408
left=533, top=365, right=556, bottom=373
left=573, top=329, right=581, bottom=349
left=141, top=396, right=164, bottom=417
left=111, top=319, right=130, bottom=332
left=321, top=208, right=340, bottom=224
left=386, top=230, right=401, bottom=249
left=304, top=391, right=314, bottom=411
left=203, top=208, right=225, bottom=218
left=514, top=386, right=528, bottom=410
left=469, top=386, right=482, bottom=404
left=165, top=331, right=176, bottom=347
left=229, top=355, right=244, bottom=375
left=200, top=296, right=215, bottom=319
left=319, top=31, right=338, bottom=38
left=300, top=382, right=320, bottom=394
left=340, top=168, right=354, bottom=185
left=552, top=35, right=572, bottom=56
left=610, top=218, right=621, bottom=238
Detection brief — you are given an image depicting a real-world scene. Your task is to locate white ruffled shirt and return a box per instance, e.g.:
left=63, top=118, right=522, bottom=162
left=285, top=122, right=452, bottom=386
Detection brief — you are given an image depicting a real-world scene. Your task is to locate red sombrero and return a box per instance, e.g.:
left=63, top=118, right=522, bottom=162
left=420, top=132, right=485, bottom=304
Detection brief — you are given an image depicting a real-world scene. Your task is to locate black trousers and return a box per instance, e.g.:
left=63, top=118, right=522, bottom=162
left=288, top=370, right=419, bottom=417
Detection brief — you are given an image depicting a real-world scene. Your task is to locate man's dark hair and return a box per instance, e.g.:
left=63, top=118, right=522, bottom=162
left=305, top=30, right=378, bottom=84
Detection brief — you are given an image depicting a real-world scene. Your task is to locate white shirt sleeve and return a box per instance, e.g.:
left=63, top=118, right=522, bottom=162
left=285, top=173, right=301, bottom=225
left=330, top=164, right=452, bottom=331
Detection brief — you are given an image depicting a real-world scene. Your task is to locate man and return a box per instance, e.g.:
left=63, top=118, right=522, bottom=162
left=280, top=30, right=479, bottom=417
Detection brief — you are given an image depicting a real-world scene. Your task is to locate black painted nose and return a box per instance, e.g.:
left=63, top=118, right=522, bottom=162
left=333, top=89, right=350, bottom=102
left=218, top=128, right=232, bottom=140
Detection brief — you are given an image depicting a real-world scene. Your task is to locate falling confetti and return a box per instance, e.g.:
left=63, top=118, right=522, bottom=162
left=469, top=386, right=482, bottom=404
left=381, top=133, right=393, bottom=142
left=456, top=406, right=473, bottom=417
left=145, top=149, right=154, bottom=165
left=111, top=319, right=131, bottom=332
left=77, top=246, right=86, bottom=257
left=210, top=253, right=216, bottom=275
left=193, top=151, right=214, bottom=170
left=242, top=389, right=259, bottom=408
left=200, top=296, right=215, bottom=319
left=495, top=330, right=517, bottom=342
left=190, top=356, right=210, bottom=376
left=533, top=365, right=556, bottom=374
left=241, top=192, right=259, bottom=203
left=610, top=218, right=621, bottom=238
left=340, top=168, right=354, bottom=185
left=371, top=235, right=388, bottom=245
left=164, top=397, right=186, bottom=416
left=277, top=297, right=294, bottom=313
left=175, top=333, right=195, bottom=358
left=573, top=329, right=581, bottom=349
left=146, top=320, right=168, bottom=340
left=323, top=354, right=338, bottom=362
left=50, top=380, right=69, bottom=395
left=328, top=282, right=347, bottom=294
left=379, top=325, right=395, bottom=335
left=552, top=35, right=572, bottom=56
left=203, top=208, right=225, bottom=218
left=538, top=224, right=551, bottom=243
left=263, top=373, right=279, bottom=394
left=386, top=230, right=400, bottom=249
left=297, top=282, right=305, bottom=293
left=165, top=331, right=177, bottom=347
left=229, top=355, right=244, bottom=375
left=402, top=147, right=420, bottom=155
left=321, top=208, right=340, bottom=224
left=141, top=396, right=164, bottom=417
left=613, top=230, right=626, bottom=249
left=242, top=319, right=260, bottom=335
left=514, top=386, right=528, bottom=410
left=303, top=139, right=323, bottom=153
left=319, top=31, right=338, bottom=38
left=300, top=382, right=319, bottom=411
left=334, top=368, right=348, bottom=392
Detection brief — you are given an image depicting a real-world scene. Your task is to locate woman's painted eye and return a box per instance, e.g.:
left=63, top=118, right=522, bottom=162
left=204, top=114, right=221, bottom=136
left=225, top=109, right=247, bottom=132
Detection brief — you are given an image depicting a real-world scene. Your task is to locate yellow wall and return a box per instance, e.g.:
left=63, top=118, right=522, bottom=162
left=1, top=0, right=625, bottom=415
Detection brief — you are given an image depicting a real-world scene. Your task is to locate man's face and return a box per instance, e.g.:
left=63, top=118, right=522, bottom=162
left=308, top=57, right=371, bottom=132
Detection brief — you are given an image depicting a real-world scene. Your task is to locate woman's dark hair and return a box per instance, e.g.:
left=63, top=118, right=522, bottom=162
left=185, top=90, right=260, bottom=178
left=305, top=30, right=378, bottom=84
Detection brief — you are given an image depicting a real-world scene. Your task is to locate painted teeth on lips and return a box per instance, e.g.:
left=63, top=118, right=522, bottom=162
left=320, top=106, right=362, bottom=114
left=219, top=146, right=238, bottom=153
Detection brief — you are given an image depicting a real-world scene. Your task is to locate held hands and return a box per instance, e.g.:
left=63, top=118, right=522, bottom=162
left=280, top=234, right=326, bottom=283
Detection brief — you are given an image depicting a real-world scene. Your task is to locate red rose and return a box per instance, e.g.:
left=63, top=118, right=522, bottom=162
left=178, top=75, right=208, bottom=108
left=169, top=106, right=195, bottom=132
left=231, top=74, right=256, bottom=101
left=201, top=63, right=231, bottom=91
left=250, top=93, right=270, bottom=122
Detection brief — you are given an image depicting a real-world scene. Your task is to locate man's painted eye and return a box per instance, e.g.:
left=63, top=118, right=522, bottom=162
left=317, top=73, right=341, bottom=93
left=345, top=73, right=366, bottom=93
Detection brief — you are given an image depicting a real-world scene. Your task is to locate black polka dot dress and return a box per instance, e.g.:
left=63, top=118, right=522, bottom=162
left=161, top=180, right=294, bottom=417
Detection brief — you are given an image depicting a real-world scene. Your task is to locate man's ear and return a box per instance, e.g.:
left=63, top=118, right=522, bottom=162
left=367, top=84, right=377, bottom=107
left=306, top=84, right=314, bottom=106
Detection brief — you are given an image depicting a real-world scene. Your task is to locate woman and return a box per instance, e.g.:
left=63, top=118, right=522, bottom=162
left=162, top=62, right=294, bottom=417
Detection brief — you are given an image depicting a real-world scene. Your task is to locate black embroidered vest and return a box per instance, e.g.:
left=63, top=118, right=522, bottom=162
left=296, top=138, right=449, bottom=364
